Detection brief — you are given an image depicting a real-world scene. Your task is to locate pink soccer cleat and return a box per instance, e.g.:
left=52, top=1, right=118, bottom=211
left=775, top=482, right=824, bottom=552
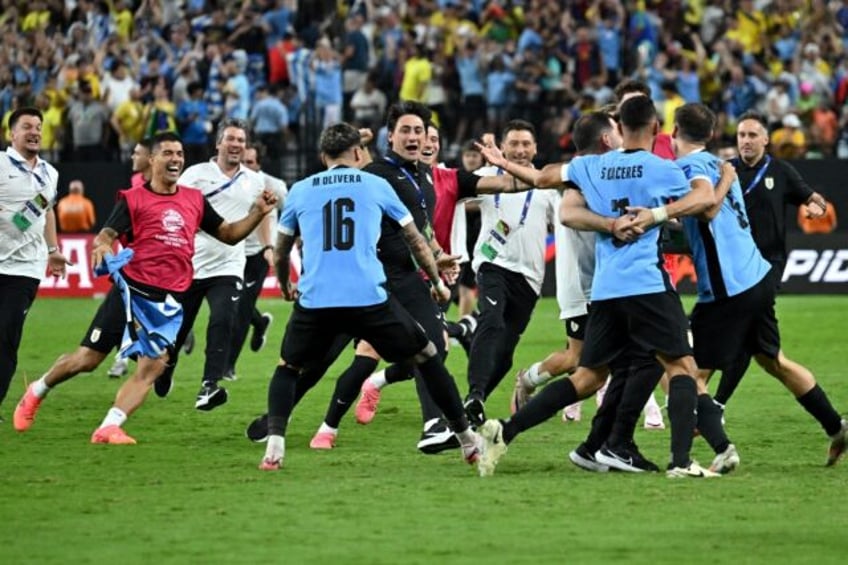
left=309, top=431, right=337, bottom=450
left=355, top=379, right=382, bottom=425
left=13, top=385, right=43, bottom=432
left=90, top=425, right=137, bottom=445
left=562, top=402, right=582, bottom=423
left=258, top=457, right=282, bottom=471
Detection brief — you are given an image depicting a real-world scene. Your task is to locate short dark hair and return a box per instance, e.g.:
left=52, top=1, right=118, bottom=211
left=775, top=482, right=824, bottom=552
left=386, top=100, right=431, bottom=133
left=613, top=79, right=651, bottom=102
left=216, top=118, right=251, bottom=145
left=150, top=131, right=183, bottom=152
left=137, top=137, right=154, bottom=152
left=247, top=141, right=267, bottom=162
left=501, top=119, right=536, bottom=141
left=319, top=122, right=362, bottom=158
left=9, top=107, right=43, bottom=130
left=737, top=110, right=769, bottom=131
left=572, top=111, right=614, bottom=153
left=618, top=95, right=657, bottom=131
left=674, top=103, right=716, bottom=144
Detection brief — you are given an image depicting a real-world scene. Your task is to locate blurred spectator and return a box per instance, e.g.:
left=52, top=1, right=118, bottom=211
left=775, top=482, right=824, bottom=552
left=312, top=37, right=343, bottom=128
left=142, top=80, right=177, bottom=137
left=56, top=179, right=96, bottom=233
left=454, top=36, right=486, bottom=149
left=67, top=80, right=110, bottom=161
left=341, top=14, right=370, bottom=121
left=102, top=60, right=137, bottom=113
left=111, top=86, right=146, bottom=162
left=770, top=113, right=807, bottom=159
left=223, top=52, right=251, bottom=120
left=809, top=100, right=839, bottom=157
left=36, top=92, right=63, bottom=163
left=485, top=55, right=514, bottom=134
left=399, top=41, right=432, bottom=103
left=176, top=81, right=212, bottom=166
left=250, top=84, right=289, bottom=161
left=765, top=80, right=792, bottom=130
left=350, top=71, right=387, bottom=134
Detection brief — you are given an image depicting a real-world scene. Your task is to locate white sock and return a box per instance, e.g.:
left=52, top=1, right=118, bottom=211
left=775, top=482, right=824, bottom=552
left=98, top=407, right=127, bottom=429
left=32, top=375, right=51, bottom=399
left=456, top=427, right=477, bottom=448
left=368, top=370, right=387, bottom=389
left=525, top=362, right=552, bottom=387
left=318, top=422, right=338, bottom=435
left=643, top=392, right=660, bottom=413
left=265, top=435, right=286, bottom=460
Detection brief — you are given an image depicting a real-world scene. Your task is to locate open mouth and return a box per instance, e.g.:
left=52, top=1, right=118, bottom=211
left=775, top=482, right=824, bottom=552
left=166, top=164, right=181, bottom=174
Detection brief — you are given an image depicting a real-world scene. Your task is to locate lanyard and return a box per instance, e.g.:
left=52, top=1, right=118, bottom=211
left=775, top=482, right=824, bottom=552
left=206, top=170, right=245, bottom=198
left=7, top=154, right=49, bottom=189
left=494, top=190, right=535, bottom=227
left=734, top=155, right=771, bottom=195
left=383, top=156, right=428, bottom=213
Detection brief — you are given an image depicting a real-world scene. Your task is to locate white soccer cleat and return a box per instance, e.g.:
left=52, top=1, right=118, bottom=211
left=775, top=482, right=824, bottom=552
left=477, top=420, right=508, bottom=477
left=709, top=444, right=740, bottom=474
left=666, top=460, right=721, bottom=479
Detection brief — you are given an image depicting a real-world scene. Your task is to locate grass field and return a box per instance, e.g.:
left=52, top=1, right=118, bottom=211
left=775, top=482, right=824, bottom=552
left=1, top=295, right=846, bottom=564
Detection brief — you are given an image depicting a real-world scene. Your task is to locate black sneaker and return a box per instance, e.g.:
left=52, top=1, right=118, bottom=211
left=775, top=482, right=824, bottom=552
left=154, top=366, right=175, bottom=398
left=183, top=329, right=195, bottom=355
left=568, top=443, right=610, bottom=473
left=250, top=313, right=273, bottom=352
left=594, top=442, right=660, bottom=473
left=246, top=413, right=269, bottom=443
left=195, top=381, right=228, bottom=411
left=463, top=397, right=486, bottom=428
left=417, top=419, right=461, bottom=454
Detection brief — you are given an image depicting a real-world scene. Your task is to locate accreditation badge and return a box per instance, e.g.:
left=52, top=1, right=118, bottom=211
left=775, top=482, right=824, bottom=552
left=765, top=177, right=775, bottom=190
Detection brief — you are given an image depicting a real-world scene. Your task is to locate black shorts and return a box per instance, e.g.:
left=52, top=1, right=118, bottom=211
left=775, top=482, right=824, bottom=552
left=564, top=314, right=588, bottom=341
left=458, top=261, right=476, bottom=289
left=80, top=285, right=127, bottom=354
left=280, top=297, right=428, bottom=367
left=690, top=273, right=780, bottom=371
left=580, top=291, right=692, bottom=369
left=388, top=272, right=446, bottom=353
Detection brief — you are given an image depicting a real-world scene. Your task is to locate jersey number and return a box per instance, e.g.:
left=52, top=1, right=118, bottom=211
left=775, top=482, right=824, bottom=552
left=610, top=197, right=631, bottom=248
left=322, top=198, right=355, bottom=251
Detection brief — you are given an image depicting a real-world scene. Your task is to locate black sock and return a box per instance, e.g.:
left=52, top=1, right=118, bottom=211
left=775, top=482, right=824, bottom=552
left=385, top=361, right=414, bottom=384
left=416, top=355, right=469, bottom=432
left=697, top=394, right=730, bottom=454
left=667, top=375, right=698, bottom=468
left=323, top=355, right=379, bottom=428
left=797, top=384, right=843, bottom=436
left=583, top=373, right=625, bottom=453
left=267, top=364, right=299, bottom=436
left=445, top=321, right=464, bottom=339
left=714, top=353, right=751, bottom=405
left=607, top=360, right=663, bottom=448
left=503, top=378, right=577, bottom=444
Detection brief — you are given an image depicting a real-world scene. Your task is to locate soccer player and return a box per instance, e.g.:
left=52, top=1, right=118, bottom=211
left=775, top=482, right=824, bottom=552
left=632, top=103, right=846, bottom=467
left=714, top=111, right=829, bottom=406
left=157, top=118, right=272, bottom=409
left=13, top=132, right=277, bottom=442
left=258, top=122, right=482, bottom=470
left=476, top=96, right=721, bottom=478
left=0, top=107, right=69, bottom=412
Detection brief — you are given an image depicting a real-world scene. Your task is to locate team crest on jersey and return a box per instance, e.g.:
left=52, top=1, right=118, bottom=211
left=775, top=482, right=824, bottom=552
left=570, top=321, right=579, bottom=333
left=90, top=328, right=101, bottom=343
left=765, top=177, right=775, bottom=190
left=162, top=209, right=185, bottom=233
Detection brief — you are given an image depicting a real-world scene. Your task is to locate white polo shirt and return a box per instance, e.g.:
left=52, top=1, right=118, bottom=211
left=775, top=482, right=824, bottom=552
left=471, top=165, right=559, bottom=295
left=556, top=163, right=596, bottom=320
left=244, top=171, right=288, bottom=256
left=178, top=160, right=265, bottom=279
left=0, top=148, right=59, bottom=280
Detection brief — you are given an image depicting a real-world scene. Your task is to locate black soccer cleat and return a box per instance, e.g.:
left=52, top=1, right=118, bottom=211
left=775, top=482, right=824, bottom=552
left=195, top=381, right=228, bottom=411
left=463, top=397, right=486, bottom=429
left=594, top=442, right=660, bottom=473
left=250, top=313, right=273, bottom=352
left=417, top=419, right=461, bottom=454
left=246, top=413, right=270, bottom=443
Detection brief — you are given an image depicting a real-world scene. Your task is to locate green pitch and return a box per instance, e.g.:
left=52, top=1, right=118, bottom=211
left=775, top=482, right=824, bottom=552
left=1, top=296, right=846, bottom=564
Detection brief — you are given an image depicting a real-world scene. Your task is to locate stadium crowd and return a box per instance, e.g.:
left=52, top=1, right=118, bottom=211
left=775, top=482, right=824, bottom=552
left=3, top=0, right=848, bottom=171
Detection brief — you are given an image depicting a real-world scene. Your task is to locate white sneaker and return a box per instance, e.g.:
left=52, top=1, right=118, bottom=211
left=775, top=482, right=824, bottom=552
left=643, top=396, right=665, bottom=430
left=107, top=357, right=129, bottom=378
left=477, top=420, right=508, bottom=477
left=562, top=402, right=582, bottom=422
left=710, top=444, right=740, bottom=474
left=666, top=460, right=721, bottom=479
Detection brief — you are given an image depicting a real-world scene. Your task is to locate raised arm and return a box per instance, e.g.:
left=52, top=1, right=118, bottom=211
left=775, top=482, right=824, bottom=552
left=699, top=161, right=737, bottom=220
left=212, top=190, right=278, bottom=244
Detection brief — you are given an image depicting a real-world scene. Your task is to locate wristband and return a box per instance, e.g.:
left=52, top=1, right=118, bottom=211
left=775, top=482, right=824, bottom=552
left=262, top=245, right=274, bottom=253
left=47, top=246, right=59, bottom=254
left=431, top=279, right=446, bottom=292
left=650, top=206, right=668, bottom=224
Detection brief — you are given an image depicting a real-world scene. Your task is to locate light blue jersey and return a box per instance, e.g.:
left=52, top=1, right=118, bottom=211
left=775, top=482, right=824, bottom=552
left=678, top=150, right=771, bottom=302
left=279, top=166, right=413, bottom=308
left=565, top=149, right=688, bottom=300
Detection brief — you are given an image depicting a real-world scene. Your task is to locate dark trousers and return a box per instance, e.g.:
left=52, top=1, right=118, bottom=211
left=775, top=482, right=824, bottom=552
left=467, top=263, right=539, bottom=400
left=228, top=253, right=269, bottom=372
left=0, top=274, right=40, bottom=407
left=170, top=276, right=242, bottom=384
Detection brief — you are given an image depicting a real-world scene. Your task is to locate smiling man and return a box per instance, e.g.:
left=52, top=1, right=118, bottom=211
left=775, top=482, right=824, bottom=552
left=13, top=132, right=277, bottom=442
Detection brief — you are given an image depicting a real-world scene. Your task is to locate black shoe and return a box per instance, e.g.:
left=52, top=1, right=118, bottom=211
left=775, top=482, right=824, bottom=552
left=195, top=381, right=228, bottom=411
left=417, top=419, right=461, bottom=454
left=463, top=397, right=486, bottom=428
left=594, top=442, right=660, bottom=473
left=568, top=443, right=610, bottom=473
left=154, top=367, right=174, bottom=398
left=246, top=413, right=269, bottom=443
left=183, top=329, right=195, bottom=355
left=250, top=313, right=273, bottom=352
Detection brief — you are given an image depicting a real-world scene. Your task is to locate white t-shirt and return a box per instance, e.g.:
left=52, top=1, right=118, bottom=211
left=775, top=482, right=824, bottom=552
left=0, top=148, right=59, bottom=280
left=556, top=162, right=596, bottom=319
left=471, top=165, right=559, bottom=294
left=178, top=160, right=265, bottom=279
left=244, top=171, right=288, bottom=256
